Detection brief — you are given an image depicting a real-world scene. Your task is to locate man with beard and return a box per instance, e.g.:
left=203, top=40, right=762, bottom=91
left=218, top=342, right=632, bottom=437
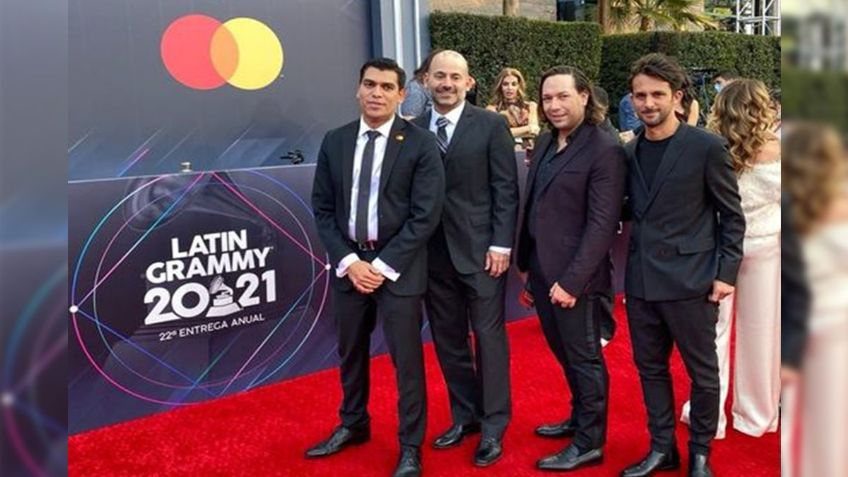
left=516, top=65, right=625, bottom=471
left=620, top=53, right=745, bottom=477
left=413, top=50, right=518, bottom=467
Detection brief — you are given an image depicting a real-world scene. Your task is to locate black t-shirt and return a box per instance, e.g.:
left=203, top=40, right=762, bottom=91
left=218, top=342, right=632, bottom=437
left=637, top=134, right=673, bottom=187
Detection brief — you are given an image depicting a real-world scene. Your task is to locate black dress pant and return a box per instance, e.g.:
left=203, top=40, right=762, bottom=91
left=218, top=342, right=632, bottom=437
left=425, top=229, right=511, bottom=439
left=334, top=259, right=427, bottom=448
left=529, top=249, right=609, bottom=451
left=626, top=295, right=720, bottom=456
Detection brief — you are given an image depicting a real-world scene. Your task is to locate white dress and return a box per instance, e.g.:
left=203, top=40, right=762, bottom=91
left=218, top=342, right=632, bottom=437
left=682, top=161, right=781, bottom=438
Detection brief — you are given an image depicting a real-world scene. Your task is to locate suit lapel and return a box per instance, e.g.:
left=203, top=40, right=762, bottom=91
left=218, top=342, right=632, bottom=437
left=642, top=124, right=689, bottom=213
left=444, top=104, right=475, bottom=160
left=341, top=121, right=358, bottom=220
left=536, top=126, right=592, bottom=196
left=379, top=116, right=406, bottom=194
left=413, top=110, right=431, bottom=131
left=625, top=135, right=649, bottom=196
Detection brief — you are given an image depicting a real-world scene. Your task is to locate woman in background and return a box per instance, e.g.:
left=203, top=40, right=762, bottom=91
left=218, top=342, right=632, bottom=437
left=782, top=122, right=848, bottom=477
left=681, top=79, right=781, bottom=439
left=487, top=67, right=540, bottom=151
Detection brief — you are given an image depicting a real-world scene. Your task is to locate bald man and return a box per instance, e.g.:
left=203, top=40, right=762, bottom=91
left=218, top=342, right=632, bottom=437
left=413, top=50, right=518, bottom=467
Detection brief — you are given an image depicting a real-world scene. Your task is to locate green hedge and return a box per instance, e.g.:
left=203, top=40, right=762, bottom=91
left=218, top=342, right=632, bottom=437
left=782, top=68, right=848, bottom=133
left=601, top=32, right=781, bottom=113
left=429, top=12, right=602, bottom=107
left=429, top=13, right=780, bottom=121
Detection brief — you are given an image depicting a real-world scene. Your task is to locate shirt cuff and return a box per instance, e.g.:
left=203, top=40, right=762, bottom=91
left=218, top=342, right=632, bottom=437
left=488, top=246, right=512, bottom=256
left=372, top=258, right=400, bottom=282
left=336, top=253, right=360, bottom=278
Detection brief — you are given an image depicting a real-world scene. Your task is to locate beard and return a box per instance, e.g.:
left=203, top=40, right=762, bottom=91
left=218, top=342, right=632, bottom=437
left=638, top=107, right=672, bottom=127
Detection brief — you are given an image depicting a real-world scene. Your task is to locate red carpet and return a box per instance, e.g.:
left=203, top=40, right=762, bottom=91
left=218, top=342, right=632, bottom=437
left=69, top=297, right=778, bottom=476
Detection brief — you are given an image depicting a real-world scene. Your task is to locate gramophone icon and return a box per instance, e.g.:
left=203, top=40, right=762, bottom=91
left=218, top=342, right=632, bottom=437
left=205, top=275, right=242, bottom=318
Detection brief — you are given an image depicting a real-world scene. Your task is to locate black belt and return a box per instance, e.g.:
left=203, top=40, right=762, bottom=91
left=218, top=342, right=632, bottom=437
left=350, top=239, right=380, bottom=252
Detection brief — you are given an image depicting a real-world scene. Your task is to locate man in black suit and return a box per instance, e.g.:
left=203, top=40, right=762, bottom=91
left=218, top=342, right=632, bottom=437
left=620, top=54, right=745, bottom=477
left=412, top=50, right=518, bottom=467
left=516, top=66, right=626, bottom=472
left=307, top=58, right=445, bottom=477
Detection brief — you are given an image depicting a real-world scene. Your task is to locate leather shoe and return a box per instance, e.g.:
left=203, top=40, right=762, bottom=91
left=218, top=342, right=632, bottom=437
left=392, top=446, right=421, bottom=477
left=537, top=444, right=603, bottom=471
left=304, top=426, right=370, bottom=458
left=689, top=453, right=713, bottom=477
left=535, top=419, right=577, bottom=438
left=474, top=437, right=503, bottom=467
left=432, top=422, right=481, bottom=449
left=620, top=449, right=681, bottom=477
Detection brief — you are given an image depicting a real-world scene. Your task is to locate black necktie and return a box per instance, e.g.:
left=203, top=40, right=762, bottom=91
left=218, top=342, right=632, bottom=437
left=355, top=130, right=380, bottom=243
left=435, top=116, right=449, bottom=157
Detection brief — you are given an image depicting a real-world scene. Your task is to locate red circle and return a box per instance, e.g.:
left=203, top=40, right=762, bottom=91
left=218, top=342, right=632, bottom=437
left=161, top=15, right=226, bottom=90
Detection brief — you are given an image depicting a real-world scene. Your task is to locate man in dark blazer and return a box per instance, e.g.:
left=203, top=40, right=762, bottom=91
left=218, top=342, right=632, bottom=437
left=620, top=54, right=745, bottom=477
left=307, top=58, right=445, bottom=477
left=516, top=66, right=626, bottom=472
left=412, top=50, right=518, bottom=467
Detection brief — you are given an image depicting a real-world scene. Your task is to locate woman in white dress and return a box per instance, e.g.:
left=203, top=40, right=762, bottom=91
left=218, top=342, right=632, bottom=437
left=782, top=123, right=848, bottom=477
left=681, top=79, right=781, bottom=438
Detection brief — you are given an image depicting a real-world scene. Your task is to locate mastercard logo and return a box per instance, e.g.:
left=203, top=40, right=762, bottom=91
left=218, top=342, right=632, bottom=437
left=161, top=14, right=284, bottom=91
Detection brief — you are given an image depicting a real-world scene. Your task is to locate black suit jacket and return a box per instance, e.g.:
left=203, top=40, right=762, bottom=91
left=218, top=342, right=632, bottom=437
left=516, top=124, right=626, bottom=297
left=414, top=104, right=519, bottom=274
left=311, top=116, right=445, bottom=296
left=781, top=194, right=809, bottom=368
left=623, top=123, right=745, bottom=301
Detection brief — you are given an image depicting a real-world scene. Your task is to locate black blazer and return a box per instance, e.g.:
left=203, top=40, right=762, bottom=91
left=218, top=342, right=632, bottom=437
left=623, top=123, right=745, bottom=301
left=781, top=194, right=809, bottom=368
left=516, top=124, right=626, bottom=297
left=311, top=116, right=445, bottom=296
left=414, top=104, right=519, bottom=274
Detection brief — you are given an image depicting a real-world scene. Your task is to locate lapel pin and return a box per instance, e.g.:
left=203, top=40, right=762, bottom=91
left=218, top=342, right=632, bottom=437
left=395, top=133, right=404, bottom=142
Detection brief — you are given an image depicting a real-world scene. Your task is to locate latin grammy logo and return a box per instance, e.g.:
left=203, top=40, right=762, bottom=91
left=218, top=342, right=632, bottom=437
left=205, top=276, right=242, bottom=317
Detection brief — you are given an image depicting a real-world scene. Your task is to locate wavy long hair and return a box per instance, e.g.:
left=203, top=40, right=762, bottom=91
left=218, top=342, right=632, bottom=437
left=489, top=67, right=529, bottom=111
left=707, top=79, right=777, bottom=173
left=783, top=122, right=847, bottom=235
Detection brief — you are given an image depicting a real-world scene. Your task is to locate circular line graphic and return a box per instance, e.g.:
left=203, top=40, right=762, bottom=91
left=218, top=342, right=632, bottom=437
left=161, top=14, right=284, bottom=91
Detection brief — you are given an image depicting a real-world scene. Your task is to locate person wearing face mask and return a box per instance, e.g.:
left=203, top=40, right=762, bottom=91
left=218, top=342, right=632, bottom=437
left=487, top=67, right=540, bottom=151
left=711, top=70, right=738, bottom=93
left=413, top=50, right=519, bottom=468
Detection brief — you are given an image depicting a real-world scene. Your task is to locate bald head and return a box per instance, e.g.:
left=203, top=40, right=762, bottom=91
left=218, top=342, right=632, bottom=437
left=426, top=50, right=473, bottom=114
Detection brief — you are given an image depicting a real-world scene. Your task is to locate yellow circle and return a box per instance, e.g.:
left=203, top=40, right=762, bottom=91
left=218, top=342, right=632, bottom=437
left=222, top=18, right=284, bottom=90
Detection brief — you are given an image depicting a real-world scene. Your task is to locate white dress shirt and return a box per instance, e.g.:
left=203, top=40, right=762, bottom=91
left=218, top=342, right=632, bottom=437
left=428, top=101, right=511, bottom=256
left=337, top=116, right=400, bottom=282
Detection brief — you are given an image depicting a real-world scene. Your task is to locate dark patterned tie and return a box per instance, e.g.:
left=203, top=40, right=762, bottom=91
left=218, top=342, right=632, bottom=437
left=355, top=130, right=380, bottom=243
left=435, top=116, right=450, bottom=157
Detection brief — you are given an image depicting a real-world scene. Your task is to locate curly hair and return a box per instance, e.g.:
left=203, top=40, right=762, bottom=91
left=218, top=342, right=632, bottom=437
left=707, top=79, right=777, bottom=174
left=490, top=67, right=529, bottom=111
left=783, top=122, right=847, bottom=235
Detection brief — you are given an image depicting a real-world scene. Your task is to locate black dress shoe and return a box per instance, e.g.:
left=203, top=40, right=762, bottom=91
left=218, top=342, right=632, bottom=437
left=535, top=419, right=577, bottom=438
left=392, top=446, right=421, bottom=477
left=620, top=449, right=681, bottom=477
left=474, top=437, right=503, bottom=467
left=688, top=453, right=713, bottom=477
left=304, top=426, right=370, bottom=458
left=432, top=422, right=481, bottom=449
left=537, top=444, right=603, bottom=471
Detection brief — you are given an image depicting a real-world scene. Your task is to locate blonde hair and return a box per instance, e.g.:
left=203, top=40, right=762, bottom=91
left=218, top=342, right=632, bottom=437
left=490, top=67, right=529, bottom=111
left=783, top=122, right=847, bottom=235
left=707, top=79, right=777, bottom=174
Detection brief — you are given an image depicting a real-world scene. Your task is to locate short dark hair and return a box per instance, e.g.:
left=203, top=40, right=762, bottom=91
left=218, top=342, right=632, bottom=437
left=538, top=65, right=604, bottom=126
left=359, top=58, right=406, bottom=89
left=628, top=53, right=687, bottom=93
left=413, top=49, right=444, bottom=80
left=713, top=70, right=738, bottom=82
